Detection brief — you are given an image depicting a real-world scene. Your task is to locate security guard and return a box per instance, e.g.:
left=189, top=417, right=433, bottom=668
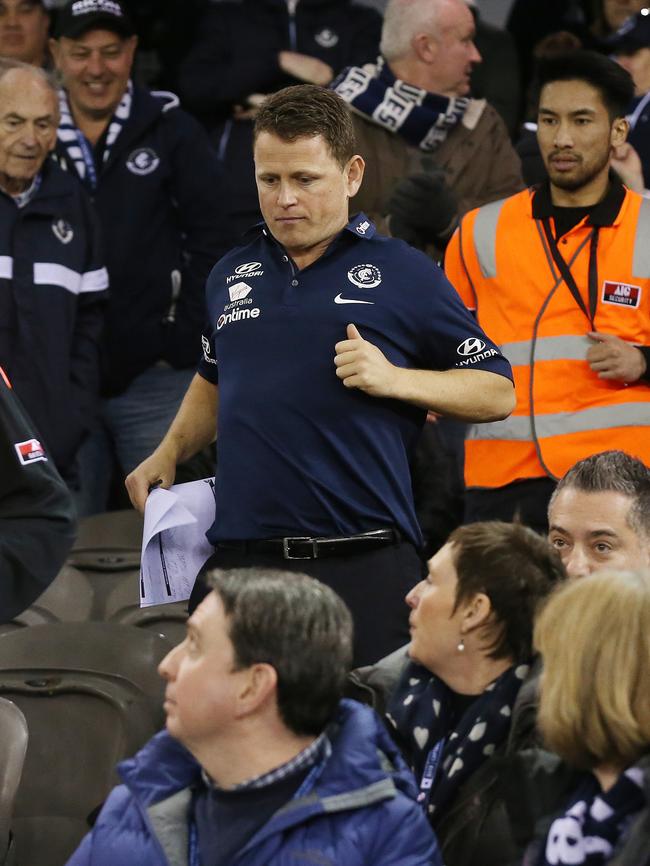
left=127, top=85, right=514, bottom=666
left=445, top=51, right=650, bottom=533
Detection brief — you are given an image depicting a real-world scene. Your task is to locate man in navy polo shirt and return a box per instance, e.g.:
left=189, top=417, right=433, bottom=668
left=127, top=84, right=515, bottom=666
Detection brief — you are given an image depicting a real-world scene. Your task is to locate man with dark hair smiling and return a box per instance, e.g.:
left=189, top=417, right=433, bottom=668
left=126, top=83, right=514, bottom=666
left=65, top=569, right=441, bottom=866
left=548, top=449, right=650, bottom=579
left=50, top=0, right=226, bottom=512
left=445, top=50, right=650, bottom=533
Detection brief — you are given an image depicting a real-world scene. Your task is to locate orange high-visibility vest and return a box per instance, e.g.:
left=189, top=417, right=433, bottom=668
left=445, top=186, right=650, bottom=488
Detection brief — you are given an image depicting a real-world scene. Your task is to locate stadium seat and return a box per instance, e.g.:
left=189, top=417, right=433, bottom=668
left=0, top=698, right=27, bottom=866
left=0, top=623, right=171, bottom=866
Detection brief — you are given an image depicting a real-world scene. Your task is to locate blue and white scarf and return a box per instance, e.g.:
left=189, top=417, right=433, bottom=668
left=386, top=659, right=529, bottom=822
left=56, top=80, right=133, bottom=190
left=332, top=57, right=470, bottom=152
left=537, top=766, right=646, bottom=866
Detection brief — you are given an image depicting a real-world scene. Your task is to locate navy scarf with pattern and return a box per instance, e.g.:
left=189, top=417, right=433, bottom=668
left=332, top=57, right=470, bottom=152
left=536, top=766, right=646, bottom=866
left=386, top=659, right=529, bottom=823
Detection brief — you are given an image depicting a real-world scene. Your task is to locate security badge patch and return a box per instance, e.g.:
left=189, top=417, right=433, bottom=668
left=14, top=438, right=47, bottom=466
left=602, top=280, right=641, bottom=308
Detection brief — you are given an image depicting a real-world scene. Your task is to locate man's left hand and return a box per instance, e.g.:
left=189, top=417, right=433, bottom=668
left=587, top=331, right=647, bottom=382
left=334, top=324, right=399, bottom=397
left=278, top=51, right=334, bottom=85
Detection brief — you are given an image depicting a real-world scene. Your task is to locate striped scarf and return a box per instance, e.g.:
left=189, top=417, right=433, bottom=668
left=57, top=80, right=133, bottom=189
left=332, top=57, right=469, bottom=152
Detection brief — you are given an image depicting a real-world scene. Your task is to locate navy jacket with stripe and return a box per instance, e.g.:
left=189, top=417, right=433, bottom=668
left=0, top=158, right=108, bottom=480
left=55, top=85, right=228, bottom=397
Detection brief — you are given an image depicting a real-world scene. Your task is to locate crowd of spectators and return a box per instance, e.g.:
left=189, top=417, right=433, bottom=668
left=0, top=0, right=649, bottom=865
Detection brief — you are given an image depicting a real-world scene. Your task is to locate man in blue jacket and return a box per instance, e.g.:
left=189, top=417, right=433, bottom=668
left=50, top=0, right=227, bottom=513
left=65, top=569, right=441, bottom=866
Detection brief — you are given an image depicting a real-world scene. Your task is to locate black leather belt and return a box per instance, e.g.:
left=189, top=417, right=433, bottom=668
left=216, top=528, right=401, bottom=560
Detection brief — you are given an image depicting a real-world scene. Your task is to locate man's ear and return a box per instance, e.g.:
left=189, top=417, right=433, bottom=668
left=346, top=154, right=365, bottom=198
left=412, top=31, right=439, bottom=65
left=48, top=37, right=62, bottom=70
left=612, top=116, right=630, bottom=148
left=235, top=663, right=278, bottom=718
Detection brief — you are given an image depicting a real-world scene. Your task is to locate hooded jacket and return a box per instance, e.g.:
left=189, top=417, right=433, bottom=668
left=55, top=84, right=227, bottom=396
left=65, top=699, right=441, bottom=866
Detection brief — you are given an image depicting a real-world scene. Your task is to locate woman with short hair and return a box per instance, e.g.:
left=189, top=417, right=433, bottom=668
left=350, top=520, right=567, bottom=866
left=523, top=570, right=650, bottom=866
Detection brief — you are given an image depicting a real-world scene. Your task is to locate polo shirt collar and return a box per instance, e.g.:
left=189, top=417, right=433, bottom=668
left=531, top=175, right=626, bottom=226
left=245, top=213, right=377, bottom=245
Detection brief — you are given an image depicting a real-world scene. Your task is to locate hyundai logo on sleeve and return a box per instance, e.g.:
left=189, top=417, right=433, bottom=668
left=457, top=338, right=486, bottom=356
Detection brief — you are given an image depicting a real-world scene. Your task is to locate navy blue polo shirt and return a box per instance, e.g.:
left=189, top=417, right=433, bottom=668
left=198, top=215, right=512, bottom=547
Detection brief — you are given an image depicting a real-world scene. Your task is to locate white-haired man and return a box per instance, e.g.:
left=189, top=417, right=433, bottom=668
left=333, top=0, right=524, bottom=257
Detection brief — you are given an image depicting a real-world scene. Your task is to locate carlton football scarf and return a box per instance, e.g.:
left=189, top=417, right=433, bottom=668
left=57, top=80, right=133, bottom=190
left=537, top=766, right=646, bottom=866
left=332, top=57, right=469, bottom=152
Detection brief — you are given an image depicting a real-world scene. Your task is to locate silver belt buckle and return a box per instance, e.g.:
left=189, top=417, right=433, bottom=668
left=282, top=536, right=318, bottom=560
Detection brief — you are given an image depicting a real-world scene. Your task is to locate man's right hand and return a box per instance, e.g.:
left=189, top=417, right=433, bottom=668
left=125, top=449, right=178, bottom=513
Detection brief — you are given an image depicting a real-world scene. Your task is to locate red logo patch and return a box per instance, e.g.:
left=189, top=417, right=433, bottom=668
left=14, top=438, right=47, bottom=466
left=602, top=281, right=641, bottom=308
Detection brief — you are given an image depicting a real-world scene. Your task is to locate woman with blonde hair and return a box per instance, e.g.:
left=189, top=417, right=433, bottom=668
left=525, top=570, right=650, bottom=866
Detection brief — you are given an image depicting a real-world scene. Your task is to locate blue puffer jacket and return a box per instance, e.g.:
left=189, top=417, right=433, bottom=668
left=66, top=700, right=441, bottom=866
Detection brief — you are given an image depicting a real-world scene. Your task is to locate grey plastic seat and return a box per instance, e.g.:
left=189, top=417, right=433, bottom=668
left=0, top=623, right=172, bottom=866
left=69, top=509, right=143, bottom=576
left=0, top=567, right=93, bottom=636
left=0, top=698, right=27, bottom=866
left=103, top=571, right=188, bottom=645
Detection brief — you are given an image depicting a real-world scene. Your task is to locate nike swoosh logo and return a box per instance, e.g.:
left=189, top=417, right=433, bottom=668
left=334, top=293, right=375, bottom=305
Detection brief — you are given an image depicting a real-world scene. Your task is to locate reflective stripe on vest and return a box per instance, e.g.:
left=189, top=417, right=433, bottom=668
left=473, top=194, right=650, bottom=281
left=634, top=197, right=650, bottom=278
left=467, top=402, right=650, bottom=441
left=473, top=198, right=507, bottom=278
left=500, top=334, right=592, bottom=366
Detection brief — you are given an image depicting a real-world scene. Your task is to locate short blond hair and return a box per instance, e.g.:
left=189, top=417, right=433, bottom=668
left=535, top=570, right=650, bottom=770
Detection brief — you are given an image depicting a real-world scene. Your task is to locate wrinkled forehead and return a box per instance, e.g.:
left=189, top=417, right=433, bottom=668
left=549, top=486, right=637, bottom=535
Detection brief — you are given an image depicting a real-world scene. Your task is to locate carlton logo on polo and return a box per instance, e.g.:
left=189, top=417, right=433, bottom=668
left=226, top=262, right=264, bottom=284
left=126, top=148, right=160, bottom=176
left=457, top=338, right=486, bottom=356
left=348, top=264, right=381, bottom=289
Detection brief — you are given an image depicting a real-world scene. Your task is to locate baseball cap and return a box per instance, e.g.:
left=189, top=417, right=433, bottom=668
left=54, top=0, right=135, bottom=40
left=607, top=8, right=650, bottom=55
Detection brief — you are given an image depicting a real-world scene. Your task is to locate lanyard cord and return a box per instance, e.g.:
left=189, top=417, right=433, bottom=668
left=541, top=218, right=600, bottom=329
left=530, top=223, right=595, bottom=480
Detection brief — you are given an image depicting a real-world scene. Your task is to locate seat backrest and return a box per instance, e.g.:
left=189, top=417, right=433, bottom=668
left=0, top=623, right=172, bottom=866
left=0, top=567, right=94, bottom=638
left=0, top=698, right=27, bottom=862
left=72, top=509, right=143, bottom=556
left=102, top=571, right=188, bottom=644
left=0, top=622, right=171, bottom=709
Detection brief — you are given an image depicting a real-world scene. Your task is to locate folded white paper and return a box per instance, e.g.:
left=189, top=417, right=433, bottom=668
left=140, top=478, right=216, bottom=607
